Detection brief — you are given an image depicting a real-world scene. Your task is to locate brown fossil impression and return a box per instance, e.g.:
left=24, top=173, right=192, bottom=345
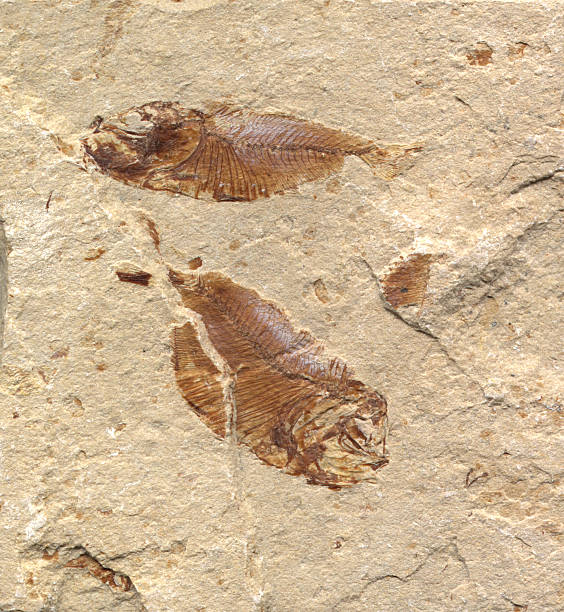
left=81, top=101, right=422, bottom=201
left=115, top=264, right=152, bottom=286
left=379, top=253, right=432, bottom=309
left=65, top=554, right=132, bottom=592
left=169, top=269, right=388, bottom=488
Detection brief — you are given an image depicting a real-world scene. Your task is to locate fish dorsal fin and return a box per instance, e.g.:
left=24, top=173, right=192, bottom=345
left=205, top=103, right=372, bottom=153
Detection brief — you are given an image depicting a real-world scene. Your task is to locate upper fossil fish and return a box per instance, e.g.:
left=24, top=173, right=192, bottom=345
left=81, top=101, right=422, bottom=201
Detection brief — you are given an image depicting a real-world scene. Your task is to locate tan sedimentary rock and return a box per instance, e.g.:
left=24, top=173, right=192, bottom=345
left=0, top=1, right=562, bottom=610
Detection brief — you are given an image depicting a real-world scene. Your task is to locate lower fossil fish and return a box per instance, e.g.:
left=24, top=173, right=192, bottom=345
left=169, top=268, right=388, bottom=488
left=81, top=101, right=422, bottom=202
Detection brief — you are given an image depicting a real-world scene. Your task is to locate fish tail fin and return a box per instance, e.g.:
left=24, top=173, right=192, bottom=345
left=359, top=143, right=423, bottom=181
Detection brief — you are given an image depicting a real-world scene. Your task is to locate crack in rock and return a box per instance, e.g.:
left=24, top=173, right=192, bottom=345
left=510, top=165, right=563, bottom=195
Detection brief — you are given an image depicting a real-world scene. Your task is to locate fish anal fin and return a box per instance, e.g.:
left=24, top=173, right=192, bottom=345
left=172, top=322, right=227, bottom=437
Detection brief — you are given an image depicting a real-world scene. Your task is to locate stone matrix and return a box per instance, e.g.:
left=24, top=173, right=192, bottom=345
left=0, top=1, right=562, bottom=611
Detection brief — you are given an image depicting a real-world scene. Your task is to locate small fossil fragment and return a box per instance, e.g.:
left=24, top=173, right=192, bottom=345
left=465, top=466, right=489, bottom=488
left=65, top=553, right=132, bottom=592
left=379, top=253, right=432, bottom=309
left=507, top=42, right=528, bottom=61
left=187, top=255, right=203, bottom=270
left=169, top=269, right=388, bottom=488
left=83, top=247, right=106, bottom=261
left=141, top=213, right=161, bottom=252
left=313, top=278, right=330, bottom=304
left=466, top=42, right=493, bottom=66
left=115, top=266, right=152, bottom=286
left=81, top=101, right=422, bottom=201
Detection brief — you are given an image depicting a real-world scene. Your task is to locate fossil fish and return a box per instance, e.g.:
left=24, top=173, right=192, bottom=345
left=81, top=101, right=422, bottom=202
left=169, top=268, right=388, bottom=488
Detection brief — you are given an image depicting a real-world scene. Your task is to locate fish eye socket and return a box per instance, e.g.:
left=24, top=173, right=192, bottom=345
left=118, top=111, right=154, bottom=130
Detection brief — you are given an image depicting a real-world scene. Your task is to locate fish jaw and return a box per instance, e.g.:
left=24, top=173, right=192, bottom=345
left=81, top=129, right=145, bottom=178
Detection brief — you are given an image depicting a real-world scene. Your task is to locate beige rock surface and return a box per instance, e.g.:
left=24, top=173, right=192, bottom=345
left=0, top=1, right=562, bottom=610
